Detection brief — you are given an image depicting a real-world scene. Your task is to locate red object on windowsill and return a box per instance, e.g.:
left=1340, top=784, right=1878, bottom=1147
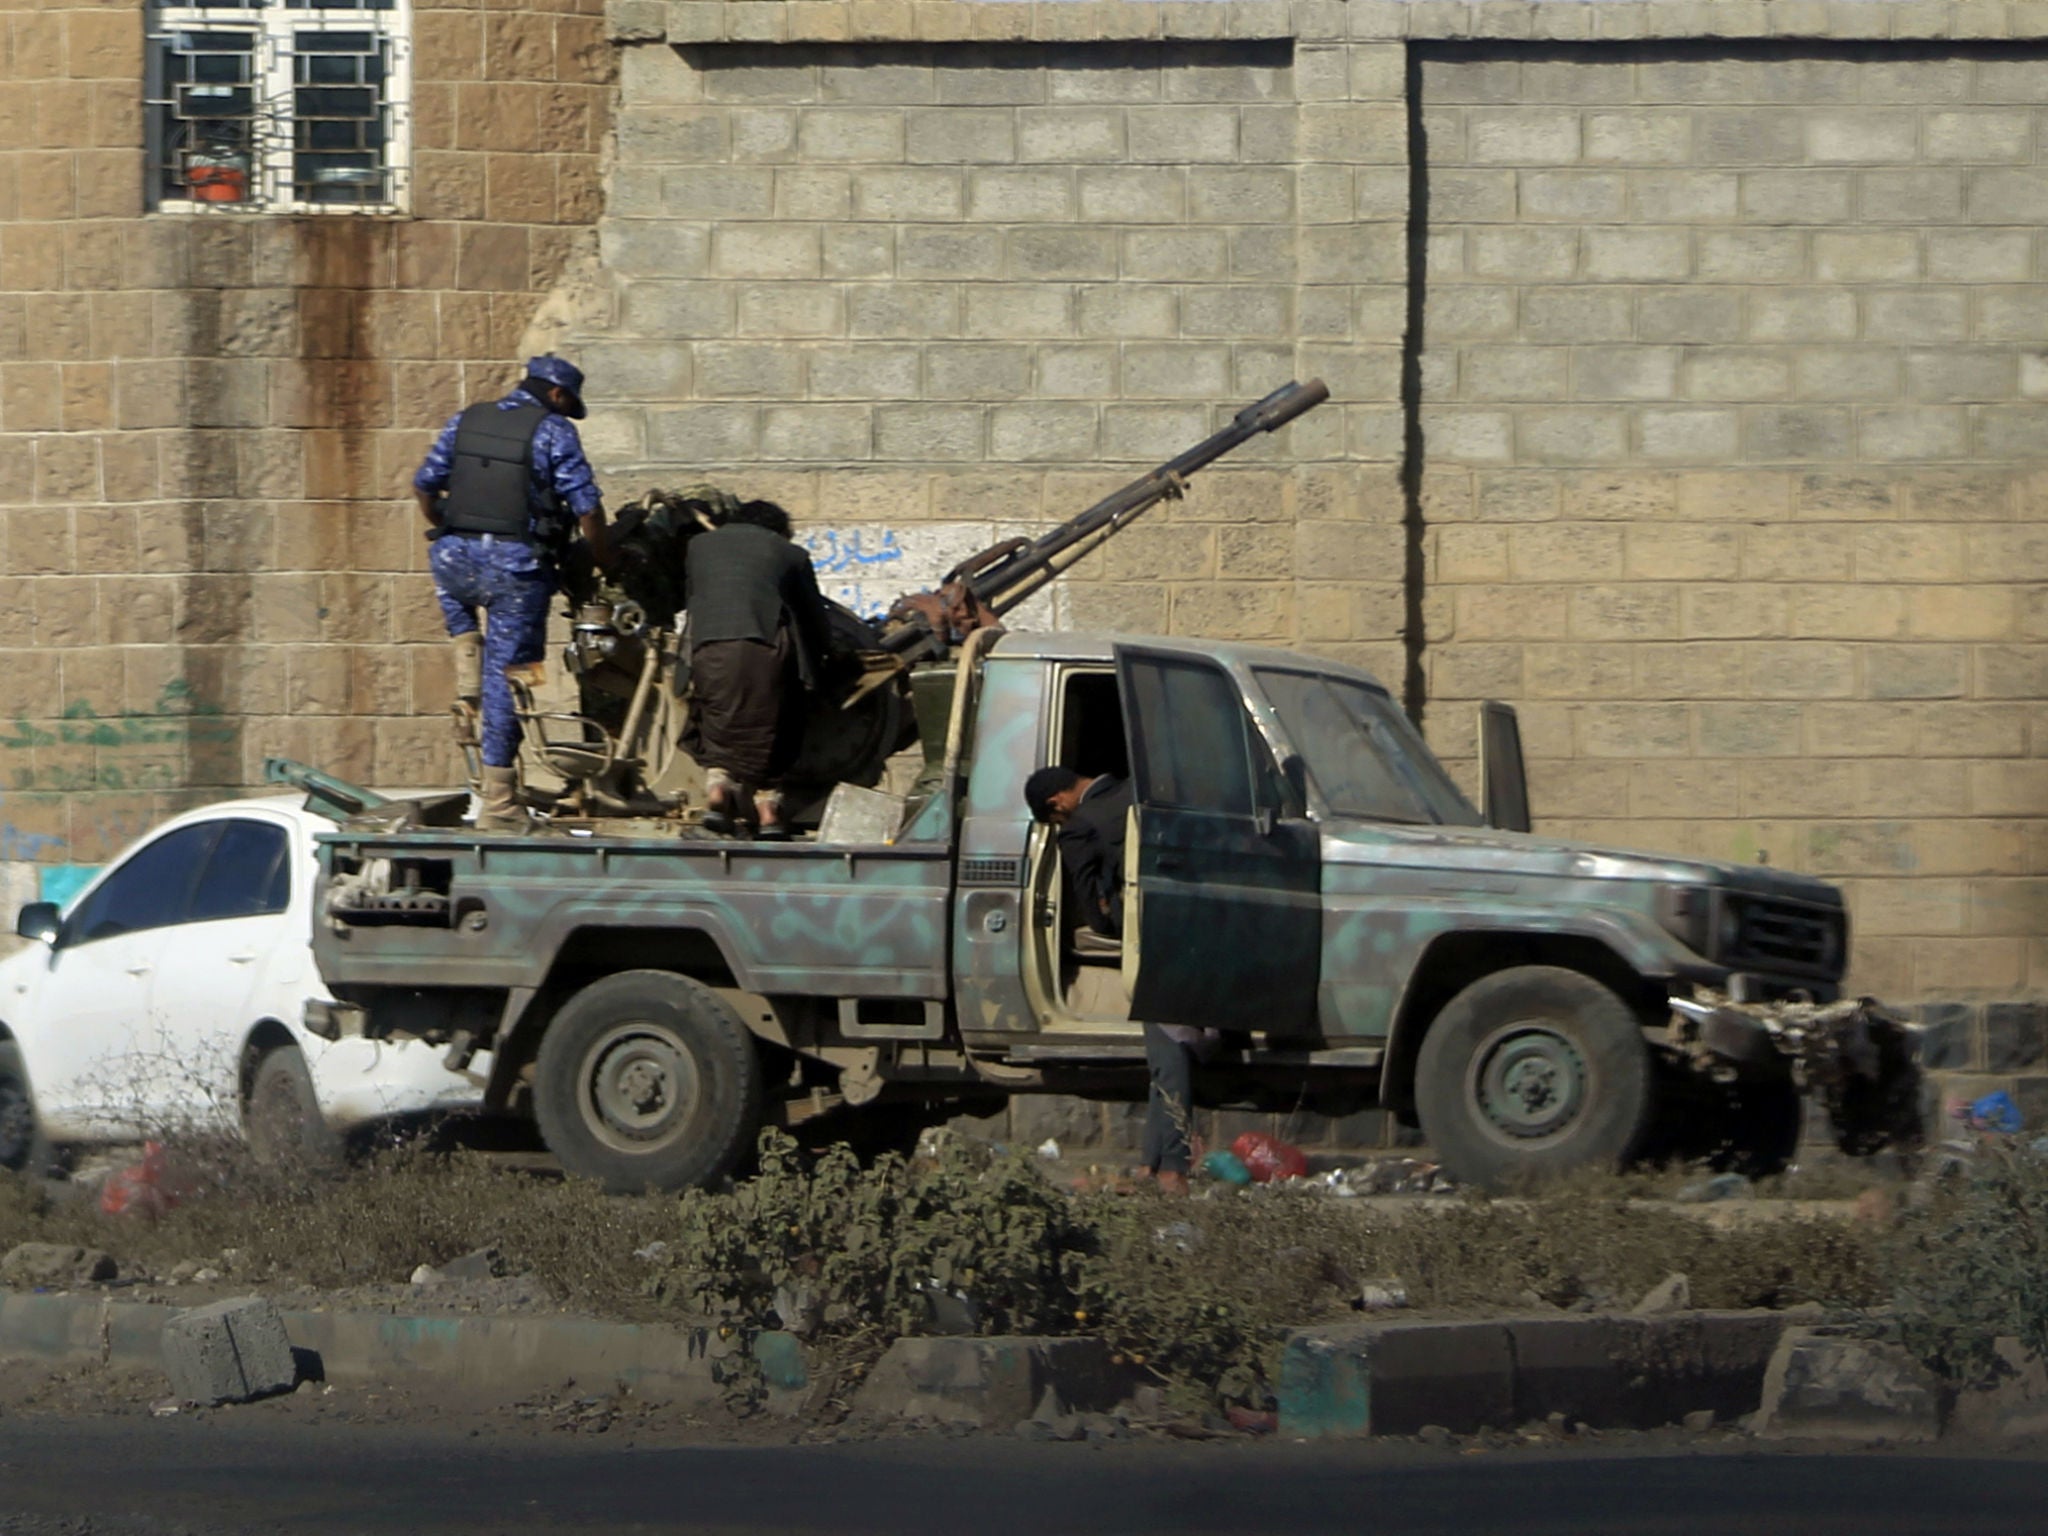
left=187, top=158, right=248, bottom=203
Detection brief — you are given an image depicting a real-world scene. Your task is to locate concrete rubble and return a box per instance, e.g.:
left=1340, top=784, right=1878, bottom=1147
left=1946, top=1338, right=2048, bottom=1442
left=1631, top=1273, right=1692, bottom=1316
left=1752, top=1329, right=1942, bottom=1443
left=162, top=1296, right=301, bottom=1406
left=0, top=1243, right=118, bottom=1289
left=854, top=1336, right=1135, bottom=1432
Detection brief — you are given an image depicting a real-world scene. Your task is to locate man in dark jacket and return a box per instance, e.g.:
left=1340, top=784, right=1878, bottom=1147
left=1024, top=766, right=1132, bottom=938
left=681, top=500, right=831, bottom=840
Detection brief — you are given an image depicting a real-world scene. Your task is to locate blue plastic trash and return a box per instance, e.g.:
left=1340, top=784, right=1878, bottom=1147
left=1968, top=1090, right=2024, bottom=1134
left=1203, top=1150, right=1253, bottom=1186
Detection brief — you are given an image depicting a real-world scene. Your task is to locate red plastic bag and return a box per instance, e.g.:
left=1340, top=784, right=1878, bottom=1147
left=100, top=1141, right=177, bottom=1219
left=1230, top=1132, right=1307, bottom=1184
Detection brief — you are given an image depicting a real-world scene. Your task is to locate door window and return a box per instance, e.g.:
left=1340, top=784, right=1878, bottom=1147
left=188, top=819, right=292, bottom=923
left=63, top=823, right=221, bottom=945
left=1123, top=654, right=1255, bottom=816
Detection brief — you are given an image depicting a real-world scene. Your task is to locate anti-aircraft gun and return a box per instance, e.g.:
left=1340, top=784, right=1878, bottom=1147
left=507, top=379, right=1329, bottom=826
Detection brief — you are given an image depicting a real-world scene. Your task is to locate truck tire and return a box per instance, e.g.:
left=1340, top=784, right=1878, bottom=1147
left=1414, top=966, right=1653, bottom=1191
left=245, top=1045, right=344, bottom=1173
left=0, top=1042, right=44, bottom=1175
left=534, top=970, right=761, bottom=1193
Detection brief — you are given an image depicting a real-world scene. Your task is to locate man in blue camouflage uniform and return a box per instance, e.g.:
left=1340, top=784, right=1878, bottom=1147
left=414, top=355, right=610, bottom=831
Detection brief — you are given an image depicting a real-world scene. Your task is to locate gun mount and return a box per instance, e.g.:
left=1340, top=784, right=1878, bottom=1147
left=489, top=380, right=1329, bottom=827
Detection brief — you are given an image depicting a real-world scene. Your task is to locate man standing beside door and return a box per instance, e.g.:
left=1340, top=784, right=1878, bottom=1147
left=1025, top=765, right=1200, bottom=1195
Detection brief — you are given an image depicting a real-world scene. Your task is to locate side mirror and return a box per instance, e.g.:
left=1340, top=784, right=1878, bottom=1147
left=1478, top=700, right=1531, bottom=834
left=15, top=902, right=60, bottom=946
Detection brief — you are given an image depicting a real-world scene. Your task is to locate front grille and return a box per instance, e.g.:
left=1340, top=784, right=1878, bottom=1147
left=1728, top=896, right=1843, bottom=978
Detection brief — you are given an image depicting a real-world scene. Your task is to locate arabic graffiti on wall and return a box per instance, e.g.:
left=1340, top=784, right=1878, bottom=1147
left=798, top=523, right=1065, bottom=631
left=799, top=527, right=906, bottom=620
left=0, top=680, right=233, bottom=795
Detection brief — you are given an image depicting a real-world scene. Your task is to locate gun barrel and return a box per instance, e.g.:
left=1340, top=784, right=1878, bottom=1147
left=968, top=378, right=1328, bottom=617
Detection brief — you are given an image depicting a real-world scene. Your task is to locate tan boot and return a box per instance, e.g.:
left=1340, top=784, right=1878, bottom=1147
left=476, top=764, right=528, bottom=834
left=450, top=632, right=484, bottom=749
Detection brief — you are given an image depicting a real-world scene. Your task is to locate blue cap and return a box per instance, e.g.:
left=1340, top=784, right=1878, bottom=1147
left=524, top=354, right=587, bottom=419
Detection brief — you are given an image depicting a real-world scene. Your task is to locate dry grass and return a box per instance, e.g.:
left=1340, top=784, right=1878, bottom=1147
left=0, top=1133, right=1908, bottom=1409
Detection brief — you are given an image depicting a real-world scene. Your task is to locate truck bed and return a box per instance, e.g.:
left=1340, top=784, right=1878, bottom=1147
left=314, top=829, right=953, bottom=1002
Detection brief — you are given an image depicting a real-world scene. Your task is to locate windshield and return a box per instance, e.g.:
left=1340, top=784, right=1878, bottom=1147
left=1253, top=669, right=1482, bottom=827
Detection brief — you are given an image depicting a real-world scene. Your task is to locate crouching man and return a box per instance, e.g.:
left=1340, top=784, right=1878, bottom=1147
left=681, top=501, right=831, bottom=841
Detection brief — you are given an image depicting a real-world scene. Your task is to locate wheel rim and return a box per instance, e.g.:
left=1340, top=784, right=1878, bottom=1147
left=1469, top=1021, right=1588, bottom=1143
left=0, top=1076, right=33, bottom=1169
left=579, top=1021, right=702, bottom=1156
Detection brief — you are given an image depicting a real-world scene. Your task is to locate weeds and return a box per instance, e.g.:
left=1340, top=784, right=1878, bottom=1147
left=1885, top=1146, right=2048, bottom=1386
left=0, top=1132, right=1934, bottom=1411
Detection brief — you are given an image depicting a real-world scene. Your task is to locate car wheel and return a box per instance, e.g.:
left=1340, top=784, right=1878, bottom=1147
left=245, top=1045, right=344, bottom=1172
left=534, top=970, right=761, bottom=1194
left=0, top=1042, right=44, bottom=1175
left=1415, top=965, right=1654, bottom=1191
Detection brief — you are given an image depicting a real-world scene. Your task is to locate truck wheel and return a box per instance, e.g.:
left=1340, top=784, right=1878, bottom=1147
left=0, top=1042, right=44, bottom=1174
left=245, top=1045, right=344, bottom=1172
left=534, top=970, right=762, bottom=1193
left=1415, top=966, right=1653, bottom=1190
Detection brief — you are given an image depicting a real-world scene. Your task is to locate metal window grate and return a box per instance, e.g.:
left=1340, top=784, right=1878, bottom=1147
left=291, top=29, right=392, bottom=206
left=146, top=1, right=409, bottom=214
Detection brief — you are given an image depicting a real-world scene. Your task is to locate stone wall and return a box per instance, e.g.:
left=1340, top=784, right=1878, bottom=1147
left=3, top=0, right=2044, bottom=1017
left=1416, top=43, right=2048, bottom=1002
left=0, top=0, right=613, bottom=910
left=582, top=1, right=2048, bottom=1009
left=571, top=31, right=1407, bottom=680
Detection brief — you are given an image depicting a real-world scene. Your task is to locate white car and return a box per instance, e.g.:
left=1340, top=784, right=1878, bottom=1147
left=0, top=795, right=488, bottom=1172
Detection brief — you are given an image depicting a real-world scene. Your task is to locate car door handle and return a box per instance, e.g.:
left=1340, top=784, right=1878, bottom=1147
left=1156, top=856, right=1186, bottom=872
left=227, top=953, right=257, bottom=965
left=126, top=965, right=151, bottom=977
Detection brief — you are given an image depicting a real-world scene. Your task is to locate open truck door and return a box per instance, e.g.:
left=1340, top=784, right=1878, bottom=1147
left=1478, top=700, right=1531, bottom=833
left=1114, top=647, right=1321, bottom=1034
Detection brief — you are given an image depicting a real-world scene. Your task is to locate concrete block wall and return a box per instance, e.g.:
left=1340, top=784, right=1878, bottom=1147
left=1416, top=44, right=2048, bottom=1001
left=0, top=0, right=613, bottom=891
left=2, top=0, right=2043, bottom=1022
left=568, top=32, right=1409, bottom=680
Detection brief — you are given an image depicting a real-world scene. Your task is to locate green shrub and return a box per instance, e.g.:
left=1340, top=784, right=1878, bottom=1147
left=1885, top=1147, right=2048, bottom=1385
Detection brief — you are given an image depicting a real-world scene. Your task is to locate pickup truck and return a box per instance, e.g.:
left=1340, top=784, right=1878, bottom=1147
left=298, top=629, right=1918, bottom=1191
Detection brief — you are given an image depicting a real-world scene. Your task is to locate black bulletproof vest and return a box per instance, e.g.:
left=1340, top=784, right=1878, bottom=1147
left=441, top=401, right=548, bottom=538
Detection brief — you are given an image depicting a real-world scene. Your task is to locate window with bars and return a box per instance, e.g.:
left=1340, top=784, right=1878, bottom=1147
left=146, top=0, right=410, bottom=213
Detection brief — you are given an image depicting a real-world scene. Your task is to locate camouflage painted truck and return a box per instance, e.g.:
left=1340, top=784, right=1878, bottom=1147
left=296, top=384, right=1919, bottom=1191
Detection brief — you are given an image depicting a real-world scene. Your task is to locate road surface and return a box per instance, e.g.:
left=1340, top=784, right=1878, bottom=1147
left=0, top=1417, right=2044, bottom=1535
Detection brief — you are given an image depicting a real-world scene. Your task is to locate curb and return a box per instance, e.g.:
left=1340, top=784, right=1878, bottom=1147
left=0, top=1291, right=812, bottom=1412
left=853, top=1336, right=1136, bottom=1430
left=1278, top=1312, right=1795, bottom=1439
